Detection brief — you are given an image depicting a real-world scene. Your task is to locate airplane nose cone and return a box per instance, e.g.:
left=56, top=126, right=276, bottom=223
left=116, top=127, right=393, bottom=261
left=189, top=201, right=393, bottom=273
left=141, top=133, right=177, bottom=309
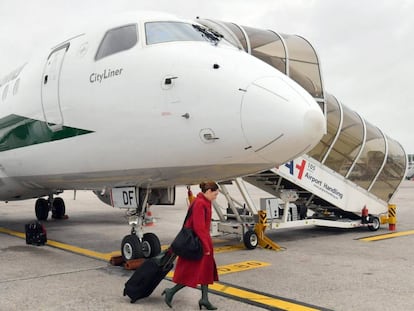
left=303, top=108, right=326, bottom=142
left=241, top=76, right=325, bottom=163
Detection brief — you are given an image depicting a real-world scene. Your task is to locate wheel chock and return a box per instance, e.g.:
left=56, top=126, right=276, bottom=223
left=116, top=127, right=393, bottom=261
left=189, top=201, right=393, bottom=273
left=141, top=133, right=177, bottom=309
left=124, top=258, right=145, bottom=270
left=109, top=255, right=124, bottom=266
left=254, top=210, right=283, bottom=251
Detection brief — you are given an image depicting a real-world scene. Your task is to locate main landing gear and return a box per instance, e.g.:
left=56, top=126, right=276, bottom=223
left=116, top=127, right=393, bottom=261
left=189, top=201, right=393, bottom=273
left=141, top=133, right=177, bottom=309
left=35, top=196, right=66, bottom=221
left=120, top=189, right=161, bottom=261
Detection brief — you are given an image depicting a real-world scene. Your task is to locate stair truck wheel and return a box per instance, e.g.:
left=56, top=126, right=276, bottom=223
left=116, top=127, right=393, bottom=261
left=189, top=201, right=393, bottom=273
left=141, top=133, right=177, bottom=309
left=243, top=230, right=258, bottom=249
left=368, top=216, right=381, bottom=231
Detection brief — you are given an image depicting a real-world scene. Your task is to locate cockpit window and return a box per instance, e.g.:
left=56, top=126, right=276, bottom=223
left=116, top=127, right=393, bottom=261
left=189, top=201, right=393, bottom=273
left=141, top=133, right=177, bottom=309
left=145, top=22, right=208, bottom=45
left=95, top=24, right=138, bottom=60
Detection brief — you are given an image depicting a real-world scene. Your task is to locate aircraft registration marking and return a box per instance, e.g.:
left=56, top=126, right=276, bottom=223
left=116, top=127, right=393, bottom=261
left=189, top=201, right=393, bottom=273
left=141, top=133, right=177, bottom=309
left=359, top=229, right=414, bottom=241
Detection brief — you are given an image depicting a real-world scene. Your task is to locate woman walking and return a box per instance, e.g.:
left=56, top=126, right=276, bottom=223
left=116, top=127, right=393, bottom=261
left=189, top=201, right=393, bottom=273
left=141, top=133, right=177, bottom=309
left=162, top=181, right=219, bottom=310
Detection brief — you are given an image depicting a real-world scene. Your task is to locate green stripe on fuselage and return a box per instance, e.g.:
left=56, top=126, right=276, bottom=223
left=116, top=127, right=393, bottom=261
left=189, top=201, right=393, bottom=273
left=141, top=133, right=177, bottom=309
left=0, top=114, right=94, bottom=152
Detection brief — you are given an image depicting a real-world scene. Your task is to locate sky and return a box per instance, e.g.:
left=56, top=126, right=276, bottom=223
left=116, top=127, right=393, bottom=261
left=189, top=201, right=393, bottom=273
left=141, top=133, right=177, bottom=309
left=1, top=0, right=413, bottom=153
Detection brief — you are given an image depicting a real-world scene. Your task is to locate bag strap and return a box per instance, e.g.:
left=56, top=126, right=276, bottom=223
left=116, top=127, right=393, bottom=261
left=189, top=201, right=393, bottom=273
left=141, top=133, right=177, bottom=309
left=182, top=200, right=208, bottom=227
left=182, top=202, right=195, bottom=227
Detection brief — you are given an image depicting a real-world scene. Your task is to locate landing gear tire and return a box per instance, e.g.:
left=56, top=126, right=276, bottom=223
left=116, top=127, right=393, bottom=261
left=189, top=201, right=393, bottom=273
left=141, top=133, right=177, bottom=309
left=142, top=233, right=161, bottom=258
left=35, top=198, right=49, bottom=221
left=52, top=197, right=66, bottom=219
left=368, top=216, right=380, bottom=231
left=121, top=234, right=143, bottom=261
left=243, top=230, right=258, bottom=249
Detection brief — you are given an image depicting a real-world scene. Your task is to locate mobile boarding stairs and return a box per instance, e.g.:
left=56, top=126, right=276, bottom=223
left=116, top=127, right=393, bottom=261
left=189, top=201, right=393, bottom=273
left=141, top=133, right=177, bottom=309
left=212, top=154, right=389, bottom=250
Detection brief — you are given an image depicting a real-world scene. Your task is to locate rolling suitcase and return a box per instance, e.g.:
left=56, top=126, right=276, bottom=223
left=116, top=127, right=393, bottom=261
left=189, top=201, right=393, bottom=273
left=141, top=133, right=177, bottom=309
left=123, top=249, right=176, bottom=303
left=25, top=222, right=47, bottom=245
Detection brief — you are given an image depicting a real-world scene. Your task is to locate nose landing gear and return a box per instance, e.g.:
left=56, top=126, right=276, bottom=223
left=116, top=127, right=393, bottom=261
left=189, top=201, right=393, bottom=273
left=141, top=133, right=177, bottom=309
left=120, top=189, right=161, bottom=261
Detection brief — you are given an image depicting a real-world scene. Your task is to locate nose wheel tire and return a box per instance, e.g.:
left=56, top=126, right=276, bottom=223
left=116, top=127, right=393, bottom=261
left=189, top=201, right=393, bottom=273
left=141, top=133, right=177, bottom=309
left=142, top=233, right=161, bottom=258
left=121, top=235, right=143, bottom=261
left=243, top=230, right=258, bottom=249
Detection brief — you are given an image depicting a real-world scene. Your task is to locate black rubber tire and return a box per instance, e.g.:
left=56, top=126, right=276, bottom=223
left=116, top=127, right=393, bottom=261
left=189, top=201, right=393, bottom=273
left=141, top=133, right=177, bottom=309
left=243, top=230, right=258, bottom=249
left=52, top=197, right=66, bottom=219
left=368, top=216, right=380, bottom=231
left=142, top=233, right=161, bottom=258
left=35, top=198, right=49, bottom=221
left=121, top=234, right=142, bottom=261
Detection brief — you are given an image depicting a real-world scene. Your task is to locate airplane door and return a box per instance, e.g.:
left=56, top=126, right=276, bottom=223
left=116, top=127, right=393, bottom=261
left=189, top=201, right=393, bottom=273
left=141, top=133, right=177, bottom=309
left=41, top=43, right=69, bottom=131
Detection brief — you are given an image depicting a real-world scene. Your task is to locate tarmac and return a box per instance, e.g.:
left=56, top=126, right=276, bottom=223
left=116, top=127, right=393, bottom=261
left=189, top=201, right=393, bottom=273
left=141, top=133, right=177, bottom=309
left=1, top=181, right=414, bottom=311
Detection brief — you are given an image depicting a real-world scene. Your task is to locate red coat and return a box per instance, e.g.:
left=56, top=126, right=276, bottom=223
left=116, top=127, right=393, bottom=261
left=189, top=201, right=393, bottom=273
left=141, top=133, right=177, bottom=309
left=172, top=193, right=218, bottom=287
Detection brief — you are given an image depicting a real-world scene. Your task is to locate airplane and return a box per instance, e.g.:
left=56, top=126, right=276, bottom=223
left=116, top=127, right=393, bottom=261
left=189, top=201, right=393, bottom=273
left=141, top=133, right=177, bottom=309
left=0, top=11, right=326, bottom=261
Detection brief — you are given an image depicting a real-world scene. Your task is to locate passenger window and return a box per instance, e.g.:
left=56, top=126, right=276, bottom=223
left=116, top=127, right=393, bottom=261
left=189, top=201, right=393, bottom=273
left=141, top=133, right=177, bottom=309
left=95, top=24, right=138, bottom=60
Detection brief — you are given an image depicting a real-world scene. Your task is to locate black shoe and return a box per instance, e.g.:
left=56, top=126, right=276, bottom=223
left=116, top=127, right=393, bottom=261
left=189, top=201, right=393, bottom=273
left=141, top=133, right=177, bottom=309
left=198, top=299, right=217, bottom=310
left=162, top=289, right=173, bottom=308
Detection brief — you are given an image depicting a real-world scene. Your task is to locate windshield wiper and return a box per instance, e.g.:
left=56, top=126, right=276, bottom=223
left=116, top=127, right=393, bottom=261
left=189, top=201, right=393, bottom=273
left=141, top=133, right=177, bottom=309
left=192, top=24, right=223, bottom=45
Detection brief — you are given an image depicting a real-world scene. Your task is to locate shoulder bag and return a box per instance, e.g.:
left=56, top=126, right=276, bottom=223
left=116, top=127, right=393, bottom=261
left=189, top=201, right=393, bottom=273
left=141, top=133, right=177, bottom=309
left=171, top=204, right=203, bottom=260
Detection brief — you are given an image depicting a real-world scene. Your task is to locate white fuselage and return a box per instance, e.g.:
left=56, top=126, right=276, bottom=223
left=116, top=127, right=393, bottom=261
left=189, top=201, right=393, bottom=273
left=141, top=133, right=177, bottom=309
left=0, top=12, right=326, bottom=200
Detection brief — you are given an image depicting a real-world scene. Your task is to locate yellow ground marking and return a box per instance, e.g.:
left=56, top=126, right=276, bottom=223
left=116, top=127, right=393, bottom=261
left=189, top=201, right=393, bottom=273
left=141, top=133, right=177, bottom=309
left=166, top=260, right=268, bottom=278
left=161, top=245, right=170, bottom=251
left=214, top=243, right=245, bottom=253
left=211, top=283, right=322, bottom=311
left=118, top=242, right=244, bottom=256
left=107, top=250, right=121, bottom=257
left=0, top=227, right=114, bottom=261
left=212, top=238, right=231, bottom=243
left=359, top=230, right=414, bottom=241
left=46, top=240, right=113, bottom=261
left=0, top=227, right=244, bottom=262
left=217, top=260, right=270, bottom=275
left=0, top=227, right=26, bottom=239
left=2, top=228, right=323, bottom=310
left=166, top=261, right=322, bottom=311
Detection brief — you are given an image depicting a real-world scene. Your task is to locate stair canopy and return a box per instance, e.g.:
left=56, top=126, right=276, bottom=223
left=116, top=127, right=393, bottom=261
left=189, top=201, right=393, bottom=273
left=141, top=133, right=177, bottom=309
left=197, top=18, right=406, bottom=202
